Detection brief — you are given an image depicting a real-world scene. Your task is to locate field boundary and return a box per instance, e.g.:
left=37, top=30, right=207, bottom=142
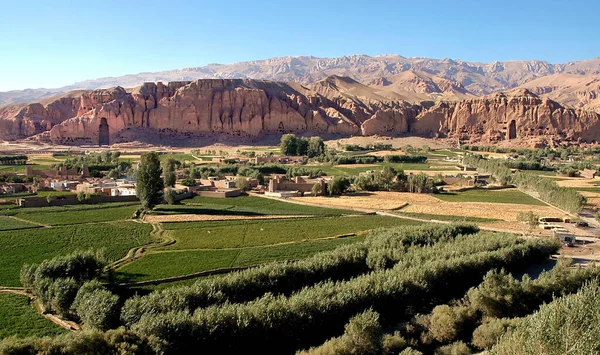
left=107, top=222, right=174, bottom=271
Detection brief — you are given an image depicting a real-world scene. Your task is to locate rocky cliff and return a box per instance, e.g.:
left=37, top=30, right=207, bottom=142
left=0, top=78, right=598, bottom=145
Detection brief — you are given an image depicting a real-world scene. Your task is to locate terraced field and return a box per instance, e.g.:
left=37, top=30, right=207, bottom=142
left=0, top=221, right=153, bottom=286
left=115, top=212, right=421, bottom=283
left=154, top=195, right=354, bottom=216
left=0, top=293, right=66, bottom=338
left=12, top=204, right=139, bottom=226
left=115, top=235, right=365, bottom=283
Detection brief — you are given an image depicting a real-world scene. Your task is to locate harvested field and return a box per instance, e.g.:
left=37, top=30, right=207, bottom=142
left=145, top=214, right=313, bottom=223
left=292, top=192, right=425, bottom=210
left=402, top=201, right=564, bottom=222
left=293, top=191, right=564, bottom=222
left=555, top=177, right=599, bottom=188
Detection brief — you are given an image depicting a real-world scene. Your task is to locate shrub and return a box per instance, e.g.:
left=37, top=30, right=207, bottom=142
left=471, top=318, right=521, bottom=350
left=73, top=281, right=120, bottom=331
left=490, top=281, right=600, bottom=354
left=434, top=341, right=472, bottom=355
left=297, top=309, right=382, bottom=355
left=428, top=305, right=477, bottom=343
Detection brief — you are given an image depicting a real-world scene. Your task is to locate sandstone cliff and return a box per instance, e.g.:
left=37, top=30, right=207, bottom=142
left=0, top=78, right=598, bottom=145
left=412, top=89, right=600, bottom=143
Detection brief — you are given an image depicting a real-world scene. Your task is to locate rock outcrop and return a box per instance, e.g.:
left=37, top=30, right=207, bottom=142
left=412, top=89, right=600, bottom=142
left=0, top=78, right=598, bottom=145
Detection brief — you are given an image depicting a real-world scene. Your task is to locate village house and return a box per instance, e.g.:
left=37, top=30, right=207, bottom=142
left=267, top=175, right=327, bottom=196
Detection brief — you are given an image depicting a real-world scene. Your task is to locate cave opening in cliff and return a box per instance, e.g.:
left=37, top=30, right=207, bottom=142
left=99, top=118, right=110, bottom=146
left=508, top=120, right=517, bottom=140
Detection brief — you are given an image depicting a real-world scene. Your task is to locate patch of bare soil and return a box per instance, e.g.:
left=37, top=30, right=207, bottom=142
left=559, top=241, right=600, bottom=265
left=294, top=191, right=562, bottom=222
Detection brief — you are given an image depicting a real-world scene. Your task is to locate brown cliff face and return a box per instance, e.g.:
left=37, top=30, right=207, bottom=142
left=412, top=89, right=600, bottom=142
left=0, top=78, right=598, bottom=145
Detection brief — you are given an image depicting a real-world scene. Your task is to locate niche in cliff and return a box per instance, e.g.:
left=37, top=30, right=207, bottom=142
left=508, top=120, right=517, bottom=140
left=99, top=118, right=110, bottom=145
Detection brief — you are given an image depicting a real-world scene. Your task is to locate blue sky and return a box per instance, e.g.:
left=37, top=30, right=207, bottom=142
left=0, top=0, right=598, bottom=91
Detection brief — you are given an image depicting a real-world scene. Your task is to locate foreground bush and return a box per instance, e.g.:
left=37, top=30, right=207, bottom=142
left=20, top=250, right=106, bottom=315
left=490, top=281, right=600, bottom=354
left=0, top=328, right=154, bottom=355
left=297, top=309, right=383, bottom=355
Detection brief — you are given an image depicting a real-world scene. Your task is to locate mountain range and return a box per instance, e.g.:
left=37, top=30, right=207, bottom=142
left=2, top=54, right=600, bottom=112
left=1, top=54, right=600, bottom=147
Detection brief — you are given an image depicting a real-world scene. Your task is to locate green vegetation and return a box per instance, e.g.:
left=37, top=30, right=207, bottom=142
left=117, top=216, right=419, bottom=282
left=163, top=216, right=418, bottom=250
left=136, top=152, right=164, bottom=209
left=0, top=293, right=66, bottom=338
left=12, top=205, right=139, bottom=226
left=0, top=216, right=41, bottom=231
left=116, top=235, right=364, bottom=283
left=434, top=188, right=546, bottom=205
left=21, top=250, right=107, bottom=316
left=125, top=230, right=556, bottom=353
left=120, top=225, right=479, bottom=321
left=0, top=221, right=153, bottom=286
left=0, top=155, right=28, bottom=165
left=156, top=195, right=354, bottom=216
left=463, top=153, right=586, bottom=213
left=0, top=201, right=139, bottom=217
left=490, top=281, right=600, bottom=354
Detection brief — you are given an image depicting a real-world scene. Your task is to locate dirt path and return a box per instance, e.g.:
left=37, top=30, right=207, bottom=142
left=107, top=220, right=174, bottom=271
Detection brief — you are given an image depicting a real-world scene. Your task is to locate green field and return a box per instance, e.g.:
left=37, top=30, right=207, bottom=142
left=433, top=189, right=547, bottom=205
left=162, top=215, right=419, bottom=250
left=0, top=221, right=153, bottom=286
left=0, top=293, right=66, bottom=338
left=0, top=202, right=139, bottom=217
left=0, top=216, right=41, bottom=231
left=154, top=195, right=354, bottom=216
left=115, top=215, right=420, bottom=282
left=34, top=191, right=76, bottom=198
left=115, top=235, right=365, bottom=283
left=13, top=204, right=139, bottom=226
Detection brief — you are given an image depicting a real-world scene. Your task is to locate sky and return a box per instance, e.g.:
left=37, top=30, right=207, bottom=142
left=0, top=0, right=598, bottom=91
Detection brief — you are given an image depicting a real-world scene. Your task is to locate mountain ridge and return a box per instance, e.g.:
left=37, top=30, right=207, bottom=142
left=3, top=54, right=600, bottom=110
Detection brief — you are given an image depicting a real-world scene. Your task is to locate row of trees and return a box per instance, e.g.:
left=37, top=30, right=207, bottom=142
left=462, top=153, right=586, bottom=213
left=354, top=166, right=440, bottom=193
left=127, top=231, right=556, bottom=354
left=0, top=155, right=27, bottom=165
left=122, top=224, right=480, bottom=325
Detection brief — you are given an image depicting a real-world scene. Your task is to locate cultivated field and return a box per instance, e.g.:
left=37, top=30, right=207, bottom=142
left=0, top=293, right=66, bottom=339
left=115, top=213, right=421, bottom=283
left=0, top=221, right=153, bottom=286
